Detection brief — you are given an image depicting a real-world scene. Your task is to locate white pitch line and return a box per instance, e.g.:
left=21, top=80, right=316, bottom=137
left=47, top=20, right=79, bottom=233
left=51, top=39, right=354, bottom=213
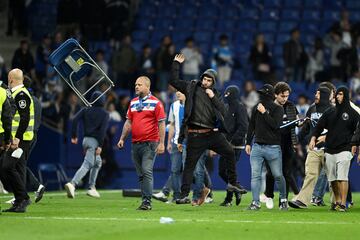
left=0, top=216, right=358, bottom=225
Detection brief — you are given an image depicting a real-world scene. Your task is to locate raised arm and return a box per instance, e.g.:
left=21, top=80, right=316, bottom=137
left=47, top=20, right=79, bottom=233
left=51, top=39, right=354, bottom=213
left=170, top=54, right=190, bottom=93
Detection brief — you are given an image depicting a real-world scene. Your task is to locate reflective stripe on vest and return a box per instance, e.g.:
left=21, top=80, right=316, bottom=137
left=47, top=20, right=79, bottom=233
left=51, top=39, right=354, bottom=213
left=11, top=87, right=34, bottom=141
left=0, top=88, right=7, bottom=134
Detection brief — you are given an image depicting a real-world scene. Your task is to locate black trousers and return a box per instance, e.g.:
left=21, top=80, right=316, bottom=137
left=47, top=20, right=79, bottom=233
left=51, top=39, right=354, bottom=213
left=181, top=131, right=238, bottom=198
left=265, top=144, right=299, bottom=199
left=219, top=148, right=242, bottom=184
left=1, top=141, right=31, bottom=203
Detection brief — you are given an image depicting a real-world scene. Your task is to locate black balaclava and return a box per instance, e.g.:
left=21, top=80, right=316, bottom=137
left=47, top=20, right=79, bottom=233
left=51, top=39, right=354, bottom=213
left=257, top=84, right=274, bottom=108
left=316, top=87, right=331, bottom=112
left=224, top=85, right=240, bottom=104
left=335, top=86, right=350, bottom=108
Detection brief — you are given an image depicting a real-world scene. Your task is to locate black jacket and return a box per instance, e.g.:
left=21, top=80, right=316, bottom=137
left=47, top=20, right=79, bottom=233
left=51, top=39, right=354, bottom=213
left=298, top=87, right=332, bottom=148
left=71, top=91, right=109, bottom=146
left=0, top=84, right=13, bottom=145
left=280, top=101, right=298, bottom=146
left=313, top=86, right=359, bottom=154
left=246, top=94, right=284, bottom=145
left=170, top=61, right=227, bottom=132
left=223, top=85, right=249, bottom=146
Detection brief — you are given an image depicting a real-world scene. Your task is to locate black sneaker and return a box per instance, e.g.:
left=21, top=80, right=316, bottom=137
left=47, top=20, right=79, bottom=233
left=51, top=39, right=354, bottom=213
left=314, top=197, right=326, bottom=207
left=227, top=183, right=247, bottom=194
left=330, top=202, right=339, bottom=211
left=137, top=201, right=152, bottom=210
left=337, top=204, right=346, bottom=212
left=279, top=200, right=289, bottom=211
left=175, top=197, right=191, bottom=204
left=35, top=185, right=46, bottom=203
left=219, top=200, right=232, bottom=207
left=3, top=199, right=31, bottom=213
left=235, top=192, right=242, bottom=206
left=288, top=200, right=307, bottom=209
left=247, top=201, right=261, bottom=210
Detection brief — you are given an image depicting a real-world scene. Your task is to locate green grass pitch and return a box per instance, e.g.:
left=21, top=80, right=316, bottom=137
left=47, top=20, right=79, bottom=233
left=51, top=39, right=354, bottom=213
left=1, top=190, right=360, bottom=240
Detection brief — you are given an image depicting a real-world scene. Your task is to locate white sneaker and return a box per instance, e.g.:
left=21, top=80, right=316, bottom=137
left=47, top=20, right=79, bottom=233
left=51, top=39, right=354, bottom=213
left=259, top=193, right=267, bottom=203
left=205, top=197, right=214, bottom=204
left=5, top=197, right=15, bottom=204
left=87, top=188, right=100, bottom=198
left=152, top=191, right=168, bottom=202
left=64, top=182, right=75, bottom=198
left=265, top=197, right=274, bottom=209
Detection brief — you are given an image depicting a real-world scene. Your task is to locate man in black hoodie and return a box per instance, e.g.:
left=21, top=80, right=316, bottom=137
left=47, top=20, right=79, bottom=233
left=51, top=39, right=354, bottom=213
left=309, top=86, right=359, bottom=211
left=289, top=87, right=332, bottom=209
left=245, top=84, right=288, bottom=210
left=171, top=54, right=246, bottom=204
left=219, top=85, right=249, bottom=207
left=65, top=91, right=110, bottom=199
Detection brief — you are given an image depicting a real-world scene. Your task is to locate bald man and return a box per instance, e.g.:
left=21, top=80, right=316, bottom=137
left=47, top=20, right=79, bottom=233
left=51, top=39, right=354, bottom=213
left=118, top=76, right=166, bottom=210
left=1, top=68, right=34, bottom=213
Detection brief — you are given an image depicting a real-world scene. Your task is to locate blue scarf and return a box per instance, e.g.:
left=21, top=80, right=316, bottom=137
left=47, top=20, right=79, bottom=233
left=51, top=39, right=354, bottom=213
left=136, top=92, right=151, bottom=112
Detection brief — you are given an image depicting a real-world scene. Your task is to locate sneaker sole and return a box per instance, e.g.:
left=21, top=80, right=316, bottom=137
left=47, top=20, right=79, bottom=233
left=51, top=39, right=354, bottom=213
left=64, top=184, right=75, bottom=198
left=35, top=187, right=46, bottom=203
left=152, top=196, right=168, bottom=202
left=227, top=185, right=247, bottom=194
left=86, top=193, right=100, bottom=198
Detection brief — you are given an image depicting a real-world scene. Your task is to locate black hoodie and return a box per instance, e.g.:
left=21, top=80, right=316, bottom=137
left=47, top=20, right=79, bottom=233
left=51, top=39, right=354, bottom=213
left=312, top=86, right=359, bottom=154
left=298, top=87, right=332, bottom=148
left=71, top=91, right=110, bottom=146
left=246, top=85, right=284, bottom=145
left=223, top=85, right=249, bottom=146
left=170, top=61, right=227, bottom=131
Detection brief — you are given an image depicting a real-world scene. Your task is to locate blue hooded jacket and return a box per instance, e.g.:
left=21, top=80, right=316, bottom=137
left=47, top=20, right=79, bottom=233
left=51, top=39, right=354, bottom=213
left=71, top=91, right=110, bottom=146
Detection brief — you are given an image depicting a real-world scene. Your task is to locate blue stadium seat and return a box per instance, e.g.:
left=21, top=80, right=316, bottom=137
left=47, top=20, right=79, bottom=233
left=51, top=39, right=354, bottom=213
left=323, top=10, right=340, bottom=21
left=195, top=19, right=215, bottom=30
left=219, top=7, right=240, bottom=19
left=132, top=41, right=144, bottom=53
left=180, top=5, right=198, bottom=18
left=272, top=44, right=283, bottom=57
left=261, top=9, right=280, bottom=20
left=238, top=20, right=257, bottom=32
left=276, top=34, right=289, bottom=44
left=174, top=19, right=195, bottom=31
left=216, top=19, right=235, bottom=31
left=281, top=9, right=301, bottom=20
left=240, top=8, right=259, bottom=20
left=323, top=0, right=344, bottom=9
left=302, top=10, right=322, bottom=21
left=346, top=0, right=360, bottom=9
left=258, top=21, right=278, bottom=33
left=234, top=32, right=254, bottom=45
left=300, top=22, right=319, bottom=34
left=278, top=21, right=298, bottom=33
left=304, top=0, right=323, bottom=9
left=158, top=5, right=178, bottom=18
left=350, top=11, right=360, bottom=22
left=194, top=31, right=213, bottom=43
left=301, top=34, right=316, bottom=46
left=263, top=33, right=275, bottom=46
left=138, top=4, right=158, bottom=18
left=263, top=0, right=282, bottom=8
left=150, top=31, right=171, bottom=46
left=284, top=0, right=302, bottom=8
left=134, top=18, right=154, bottom=30
left=154, top=18, right=174, bottom=31
left=172, top=31, right=192, bottom=45
left=198, top=5, right=219, bottom=18
left=132, top=30, right=149, bottom=42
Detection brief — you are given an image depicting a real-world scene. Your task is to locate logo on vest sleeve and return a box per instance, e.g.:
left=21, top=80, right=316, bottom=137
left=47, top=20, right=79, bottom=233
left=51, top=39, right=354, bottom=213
left=19, top=100, right=26, bottom=109
left=342, top=112, right=349, bottom=121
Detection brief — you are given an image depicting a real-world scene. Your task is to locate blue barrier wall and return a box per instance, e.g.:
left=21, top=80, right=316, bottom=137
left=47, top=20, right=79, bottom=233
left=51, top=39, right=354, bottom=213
left=29, top=122, right=360, bottom=192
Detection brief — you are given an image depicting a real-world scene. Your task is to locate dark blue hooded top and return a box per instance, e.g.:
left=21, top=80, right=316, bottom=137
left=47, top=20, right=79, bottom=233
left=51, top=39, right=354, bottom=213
left=71, top=91, right=110, bottom=146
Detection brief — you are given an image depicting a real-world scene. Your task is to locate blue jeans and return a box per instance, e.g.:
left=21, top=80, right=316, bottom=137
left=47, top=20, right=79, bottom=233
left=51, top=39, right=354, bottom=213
left=132, top=142, right=158, bottom=202
left=193, top=151, right=208, bottom=200
left=72, top=137, right=102, bottom=188
left=250, top=143, right=286, bottom=204
left=313, top=167, right=328, bottom=198
left=169, top=143, right=186, bottom=200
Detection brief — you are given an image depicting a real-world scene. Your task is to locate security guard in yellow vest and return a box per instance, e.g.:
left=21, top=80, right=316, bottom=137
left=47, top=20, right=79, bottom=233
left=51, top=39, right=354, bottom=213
left=1, top=69, right=34, bottom=213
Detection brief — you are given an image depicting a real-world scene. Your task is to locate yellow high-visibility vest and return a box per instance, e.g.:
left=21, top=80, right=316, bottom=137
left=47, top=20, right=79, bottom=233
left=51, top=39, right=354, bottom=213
left=0, top=87, right=8, bottom=134
left=12, top=87, right=34, bottom=141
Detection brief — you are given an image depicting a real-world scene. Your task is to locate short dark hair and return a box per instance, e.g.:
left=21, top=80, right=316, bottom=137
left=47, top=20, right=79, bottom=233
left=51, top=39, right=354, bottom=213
left=274, top=82, right=291, bottom=94
left=219, top=34, right=228, bottom=41
left=319, top=81, right=336, bottom=93
left=185, top=37, right=194, bottom=43
left=290, top=28, right=300, bottom=35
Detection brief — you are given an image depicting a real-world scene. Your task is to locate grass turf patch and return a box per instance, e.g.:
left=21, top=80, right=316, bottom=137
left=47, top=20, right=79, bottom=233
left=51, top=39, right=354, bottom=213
left=0, top=191, right=359, bottom=240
